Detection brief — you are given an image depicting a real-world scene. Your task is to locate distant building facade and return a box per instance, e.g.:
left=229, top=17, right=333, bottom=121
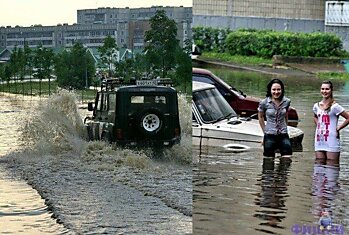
left=193, top=0, right=349, bottom=50
left=0, top=6, right=192, bottom=55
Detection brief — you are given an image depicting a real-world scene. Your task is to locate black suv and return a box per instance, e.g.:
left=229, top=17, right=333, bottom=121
left=84, top=78, right=181, bottom=147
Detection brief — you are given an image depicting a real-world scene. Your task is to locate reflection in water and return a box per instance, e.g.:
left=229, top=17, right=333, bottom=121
left=254, top=158, right=292, bottom=231
left=312, top=161, right=340, bottom=219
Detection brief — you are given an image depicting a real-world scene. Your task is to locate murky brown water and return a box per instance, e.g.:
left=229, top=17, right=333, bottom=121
left=193, top=64, right=349, bottom=235
left=0, top=95, right=69, bottom=234
left=0, top=91, right=192, bottom=234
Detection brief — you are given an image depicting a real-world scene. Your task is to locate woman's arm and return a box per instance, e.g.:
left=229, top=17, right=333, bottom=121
left=337, top=111, right=349, bottom=132
left=313, top=114, right=318, bottom=125
left=258, top=111, right=265, bottom=132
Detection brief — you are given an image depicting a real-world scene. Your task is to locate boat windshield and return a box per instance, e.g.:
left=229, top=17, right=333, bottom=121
left=193, top=87, right=237, bottom=123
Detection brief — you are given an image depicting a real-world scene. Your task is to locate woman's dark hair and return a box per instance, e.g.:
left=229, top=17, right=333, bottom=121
left=266, top=78, right=285, bottom=99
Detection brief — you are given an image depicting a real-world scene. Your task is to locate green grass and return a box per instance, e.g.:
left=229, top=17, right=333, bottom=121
left=201, top=52, right=273, bottom=66
left=317, top=72, right=349, bottom=81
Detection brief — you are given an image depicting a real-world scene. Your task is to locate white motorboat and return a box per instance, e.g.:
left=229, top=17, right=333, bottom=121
left=192, top=81, right=304, bottom=152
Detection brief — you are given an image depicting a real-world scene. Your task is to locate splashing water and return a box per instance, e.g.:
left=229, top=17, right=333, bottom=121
left=82, top=141, right=150, bottom=170
left=20, top=89, right=86, bottom=156
left=18, top=89, right=192, bottom=165
left=162, top=93, right=192, bottom=164
left=2, top=90, right=192, bottom=233
left=177, top=93, right=192, bottom=135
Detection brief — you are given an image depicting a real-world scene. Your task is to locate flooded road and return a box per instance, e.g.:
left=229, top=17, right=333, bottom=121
left=0, top=95, right=68, bottom=234
left=193, top=64, right=349, bottom=234
left=0, top=91, right=192, bottom=234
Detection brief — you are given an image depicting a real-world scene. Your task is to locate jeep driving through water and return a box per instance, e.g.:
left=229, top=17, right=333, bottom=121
left=84, top=78, right=181, bottom=147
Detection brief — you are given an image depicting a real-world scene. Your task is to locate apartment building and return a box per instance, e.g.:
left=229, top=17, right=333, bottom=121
left=0, top=6, right=192, bottom=56
left=193, top=0, right=349, bottom=50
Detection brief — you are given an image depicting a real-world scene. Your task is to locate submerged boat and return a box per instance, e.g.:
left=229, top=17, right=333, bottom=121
left=192, top=81, right=304, bottom=153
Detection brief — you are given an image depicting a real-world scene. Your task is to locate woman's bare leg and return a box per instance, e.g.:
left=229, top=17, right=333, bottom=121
left=315, top=151, right=327, bottom=160
left=326, top=152, right=340, bottom=167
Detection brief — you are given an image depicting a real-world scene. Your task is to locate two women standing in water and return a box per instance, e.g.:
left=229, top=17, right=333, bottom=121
left=258, top=79, right=349, bottom=163
left=258, top=79, right=349, bottom=226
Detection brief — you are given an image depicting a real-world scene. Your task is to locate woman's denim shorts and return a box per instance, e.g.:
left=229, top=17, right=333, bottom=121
left=263, top=133, right=292, bottom=157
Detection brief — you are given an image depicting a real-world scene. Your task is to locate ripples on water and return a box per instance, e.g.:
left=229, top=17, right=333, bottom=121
left=1, top=90, right=192, bottom=234
left=193, top=65, right=349, bottom=235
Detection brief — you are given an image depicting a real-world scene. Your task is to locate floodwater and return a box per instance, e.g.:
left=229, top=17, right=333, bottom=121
left=0, top=91, right=192, bottom=234
left=0, top=95, right=69, bottom=234
left=193, top=64, right=349, bottom=235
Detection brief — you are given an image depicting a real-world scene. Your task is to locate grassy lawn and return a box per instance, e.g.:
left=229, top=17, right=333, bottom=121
left=200, top=52, right=273, bottom=66
left=317, top=72, right=349, bottom=81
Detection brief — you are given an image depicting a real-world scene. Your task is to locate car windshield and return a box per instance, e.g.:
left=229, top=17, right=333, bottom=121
left=193, top=87, right=237, bottom=123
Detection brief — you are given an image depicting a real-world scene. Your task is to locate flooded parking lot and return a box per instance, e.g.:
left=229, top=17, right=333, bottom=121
left=193, top=64, right=349, bottom=235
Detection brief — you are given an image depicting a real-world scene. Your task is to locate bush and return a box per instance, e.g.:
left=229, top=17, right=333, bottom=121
left=193, top=27, right=344, bottom=58
left=193, top=27, right=231, bottom=53
left=226, top=30, right=343, bottom=58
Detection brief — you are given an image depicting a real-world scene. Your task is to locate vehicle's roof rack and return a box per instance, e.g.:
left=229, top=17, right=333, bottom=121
left=101, top=77, right=173, bottom=91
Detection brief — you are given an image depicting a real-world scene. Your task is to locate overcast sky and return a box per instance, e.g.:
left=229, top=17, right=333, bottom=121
left=1, top=0, right=192, bottom=27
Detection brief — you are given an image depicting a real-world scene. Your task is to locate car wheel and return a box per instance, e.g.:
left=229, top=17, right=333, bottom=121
left=139, top=109, right=163, bottom=135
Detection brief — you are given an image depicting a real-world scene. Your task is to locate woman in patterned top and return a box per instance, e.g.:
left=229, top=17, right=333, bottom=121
left=258, top=79, right=292, bottom=159
left=313, top=80, right=349, bottom=165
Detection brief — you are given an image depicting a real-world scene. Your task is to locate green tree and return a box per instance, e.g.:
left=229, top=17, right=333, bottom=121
left=133, top=54, right=150, bottom=79
left=114, top=58, right=134, bottom=80
left=2, top=64, right=13, bottom=93
left=55, top=42, right=95, bottom=89
left=0, top=63, right=4, bottom=92
left=24, top=44, right=34, bottom=95
left=16, top=48, right=27, bottom=95
left=8, top=47, right=20, bottom=93
left=33, top=45, right=55, bottom=95
left=174, top=40, right=192, bottom=93
left=98, top=35, right=119, bottom=77
left=144, top=10, right=179, bottom=78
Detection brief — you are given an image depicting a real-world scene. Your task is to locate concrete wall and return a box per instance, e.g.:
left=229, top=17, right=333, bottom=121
left=326, top=26, right=349, bottom=51
left=193, top=15, right=324, bottom=32
left=193, top=0, right=326, bottom=19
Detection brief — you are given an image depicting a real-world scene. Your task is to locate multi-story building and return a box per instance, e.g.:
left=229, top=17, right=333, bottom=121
left=193, top=0, right=349, bottom=50
left=0, top=6, right=192, bottom=61
left=77, top=6, right=192, bottom=49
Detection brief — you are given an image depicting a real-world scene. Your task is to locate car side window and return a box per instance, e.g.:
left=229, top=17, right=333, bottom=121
left=192, top=75, right=215, bottom=85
